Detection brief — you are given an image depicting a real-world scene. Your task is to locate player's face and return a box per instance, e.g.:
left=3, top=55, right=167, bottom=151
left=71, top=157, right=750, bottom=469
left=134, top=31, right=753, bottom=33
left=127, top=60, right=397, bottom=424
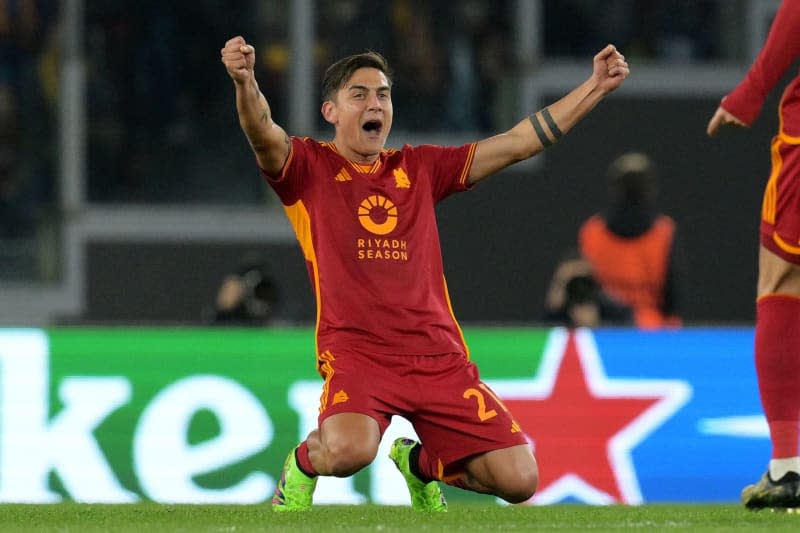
left=325, top=67, right=393, bottom=162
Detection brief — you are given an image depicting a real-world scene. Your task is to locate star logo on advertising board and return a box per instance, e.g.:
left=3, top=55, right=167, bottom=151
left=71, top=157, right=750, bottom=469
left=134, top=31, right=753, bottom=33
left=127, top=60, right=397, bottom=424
left=488, top=329, right=691, bottom=505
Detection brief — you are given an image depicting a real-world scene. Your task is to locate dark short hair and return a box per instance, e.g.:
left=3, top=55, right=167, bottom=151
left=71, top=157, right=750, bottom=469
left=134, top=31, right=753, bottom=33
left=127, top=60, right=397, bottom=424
left=320, top=51, right=392, bottom=102
left=607, top=152, right=657, bottom=203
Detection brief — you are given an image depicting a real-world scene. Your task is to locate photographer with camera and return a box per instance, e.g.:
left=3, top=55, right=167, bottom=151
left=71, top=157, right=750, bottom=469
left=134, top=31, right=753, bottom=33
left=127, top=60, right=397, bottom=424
left=542, top=251, right=632, bottom=328
left=211, top=258, right=279, bottom=325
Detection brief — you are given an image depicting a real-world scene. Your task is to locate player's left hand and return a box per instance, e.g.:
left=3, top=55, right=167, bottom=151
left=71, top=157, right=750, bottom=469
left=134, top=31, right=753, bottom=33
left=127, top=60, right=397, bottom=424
left=593, top=44, right=629, bottom=94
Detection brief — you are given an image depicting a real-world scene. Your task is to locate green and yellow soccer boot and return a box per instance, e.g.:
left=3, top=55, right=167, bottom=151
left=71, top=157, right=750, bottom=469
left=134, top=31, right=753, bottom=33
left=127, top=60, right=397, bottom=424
left=389, top=437, right=447, bottom=512
left=272, top=447, right=318, bottom=512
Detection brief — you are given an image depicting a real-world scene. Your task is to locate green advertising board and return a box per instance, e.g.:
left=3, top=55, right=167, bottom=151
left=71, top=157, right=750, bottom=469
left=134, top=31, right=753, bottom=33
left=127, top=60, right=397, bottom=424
left=0, top=327, right=549, bottom=504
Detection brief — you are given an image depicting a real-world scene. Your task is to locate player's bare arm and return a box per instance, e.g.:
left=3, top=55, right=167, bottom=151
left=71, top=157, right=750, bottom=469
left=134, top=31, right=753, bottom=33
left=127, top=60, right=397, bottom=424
left=221, top=36, right=290, bottom=175
left=706, top=105, right=748, bottom=137
left=468, top=44, right=629, bottom=185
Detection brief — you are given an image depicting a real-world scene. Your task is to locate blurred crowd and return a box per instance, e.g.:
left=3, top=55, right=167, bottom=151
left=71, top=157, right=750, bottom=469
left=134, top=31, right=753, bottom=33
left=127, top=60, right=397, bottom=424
left=1, top=0, right=742, bottom=283
left=82, top=0, right=516, bottom=204
left=543, top=0, right=726, bottom=62
left=79, top=0, right=735, bottom=205
left=0, top=0, right=58, bottom=279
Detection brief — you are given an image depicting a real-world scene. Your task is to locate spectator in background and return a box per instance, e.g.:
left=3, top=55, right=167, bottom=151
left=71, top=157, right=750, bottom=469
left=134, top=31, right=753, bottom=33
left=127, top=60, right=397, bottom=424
left=542, top=250, right=632, bottom=328
left=706, top=0, right=800, bottom=512
left=578, top=152, right=682, bottom=329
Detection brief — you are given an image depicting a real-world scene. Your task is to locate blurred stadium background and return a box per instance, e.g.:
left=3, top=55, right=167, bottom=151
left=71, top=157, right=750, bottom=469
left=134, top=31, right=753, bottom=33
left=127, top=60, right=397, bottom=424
left=1, top=0, right=791, bottom=507
left=0, top=0, right=785, bottom=326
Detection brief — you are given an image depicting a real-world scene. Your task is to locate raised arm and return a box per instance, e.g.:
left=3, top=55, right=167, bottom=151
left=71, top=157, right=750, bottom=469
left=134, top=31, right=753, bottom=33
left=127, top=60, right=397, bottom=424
left=468, top=45, right=629, bottom=185
left=221, top=36, right=290, bottom=175
left=707, top=0, right=800, bottom=136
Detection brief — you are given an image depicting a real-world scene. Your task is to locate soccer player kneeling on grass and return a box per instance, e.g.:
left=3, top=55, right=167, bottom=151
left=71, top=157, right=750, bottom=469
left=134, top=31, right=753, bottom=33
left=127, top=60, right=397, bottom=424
left=221, top=35, right=629, bottom=511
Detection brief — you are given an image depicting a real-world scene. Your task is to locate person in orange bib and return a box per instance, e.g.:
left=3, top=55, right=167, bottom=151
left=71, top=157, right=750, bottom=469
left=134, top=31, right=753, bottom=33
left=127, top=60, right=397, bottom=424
left=578, top=152, right=682, bottom=330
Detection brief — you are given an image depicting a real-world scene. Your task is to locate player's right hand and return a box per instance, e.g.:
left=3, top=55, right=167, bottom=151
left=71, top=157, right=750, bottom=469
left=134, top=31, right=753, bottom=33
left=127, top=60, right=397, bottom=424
left=221, top=36, right=256, bottom=84
left=706, top=105, right=747, bottom=137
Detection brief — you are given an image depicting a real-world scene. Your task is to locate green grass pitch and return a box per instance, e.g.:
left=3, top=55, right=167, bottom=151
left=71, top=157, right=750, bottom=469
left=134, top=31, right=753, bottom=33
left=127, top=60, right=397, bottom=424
left=1, top=503, right=799, bottom=532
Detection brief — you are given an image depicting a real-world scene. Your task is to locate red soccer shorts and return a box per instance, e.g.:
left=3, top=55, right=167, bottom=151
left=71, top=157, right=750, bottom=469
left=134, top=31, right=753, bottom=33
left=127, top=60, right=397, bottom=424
left=761, top=134, right=800, bottom=265
left=315, top=347, right=528, bottom=474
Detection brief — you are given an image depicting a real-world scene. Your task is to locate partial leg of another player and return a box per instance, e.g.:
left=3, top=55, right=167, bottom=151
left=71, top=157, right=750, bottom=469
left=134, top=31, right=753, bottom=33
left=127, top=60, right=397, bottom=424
left=742, top=246, right=800, bottom=511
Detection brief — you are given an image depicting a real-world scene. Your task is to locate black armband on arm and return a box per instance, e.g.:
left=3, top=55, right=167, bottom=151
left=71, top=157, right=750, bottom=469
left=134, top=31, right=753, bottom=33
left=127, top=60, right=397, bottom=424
left=528, top=106, right=563, bottom=148
left=541, top=108, right=563, bottom=140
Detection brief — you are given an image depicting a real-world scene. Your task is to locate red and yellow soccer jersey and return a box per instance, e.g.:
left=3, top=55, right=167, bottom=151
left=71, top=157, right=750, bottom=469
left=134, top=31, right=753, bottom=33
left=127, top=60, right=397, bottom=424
left=263, top=137, right=476, bottom=357
left=722, top=0, right=800, bottom=140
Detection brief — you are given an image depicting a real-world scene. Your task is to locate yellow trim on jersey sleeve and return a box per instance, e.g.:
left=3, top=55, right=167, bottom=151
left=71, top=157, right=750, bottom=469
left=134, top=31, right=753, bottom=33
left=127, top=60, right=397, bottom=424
left=272, top=138, right=295, bottom=182
left=458, top=143, right=478, bottom=186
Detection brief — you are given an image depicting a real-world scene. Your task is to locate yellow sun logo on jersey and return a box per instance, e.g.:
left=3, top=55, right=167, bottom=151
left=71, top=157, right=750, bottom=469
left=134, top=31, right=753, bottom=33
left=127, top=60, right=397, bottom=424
left=393, top=168, right=411, bottom=189
left=358, top=195, right=398, bottom=235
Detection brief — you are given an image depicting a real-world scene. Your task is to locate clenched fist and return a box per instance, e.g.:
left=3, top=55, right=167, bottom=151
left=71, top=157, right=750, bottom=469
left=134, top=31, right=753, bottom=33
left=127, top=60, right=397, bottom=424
left=593, top=44, right=629, bottom=95
left=221, top=36, right=256, bottom=84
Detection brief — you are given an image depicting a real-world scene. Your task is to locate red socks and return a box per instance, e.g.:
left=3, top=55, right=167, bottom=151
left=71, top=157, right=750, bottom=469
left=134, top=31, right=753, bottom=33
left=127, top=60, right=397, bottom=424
left=414, top=444, right=437, bottom=482
left=296, top=441, right=319, bottom=477
left=755, top=295, right=800, bottom=459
